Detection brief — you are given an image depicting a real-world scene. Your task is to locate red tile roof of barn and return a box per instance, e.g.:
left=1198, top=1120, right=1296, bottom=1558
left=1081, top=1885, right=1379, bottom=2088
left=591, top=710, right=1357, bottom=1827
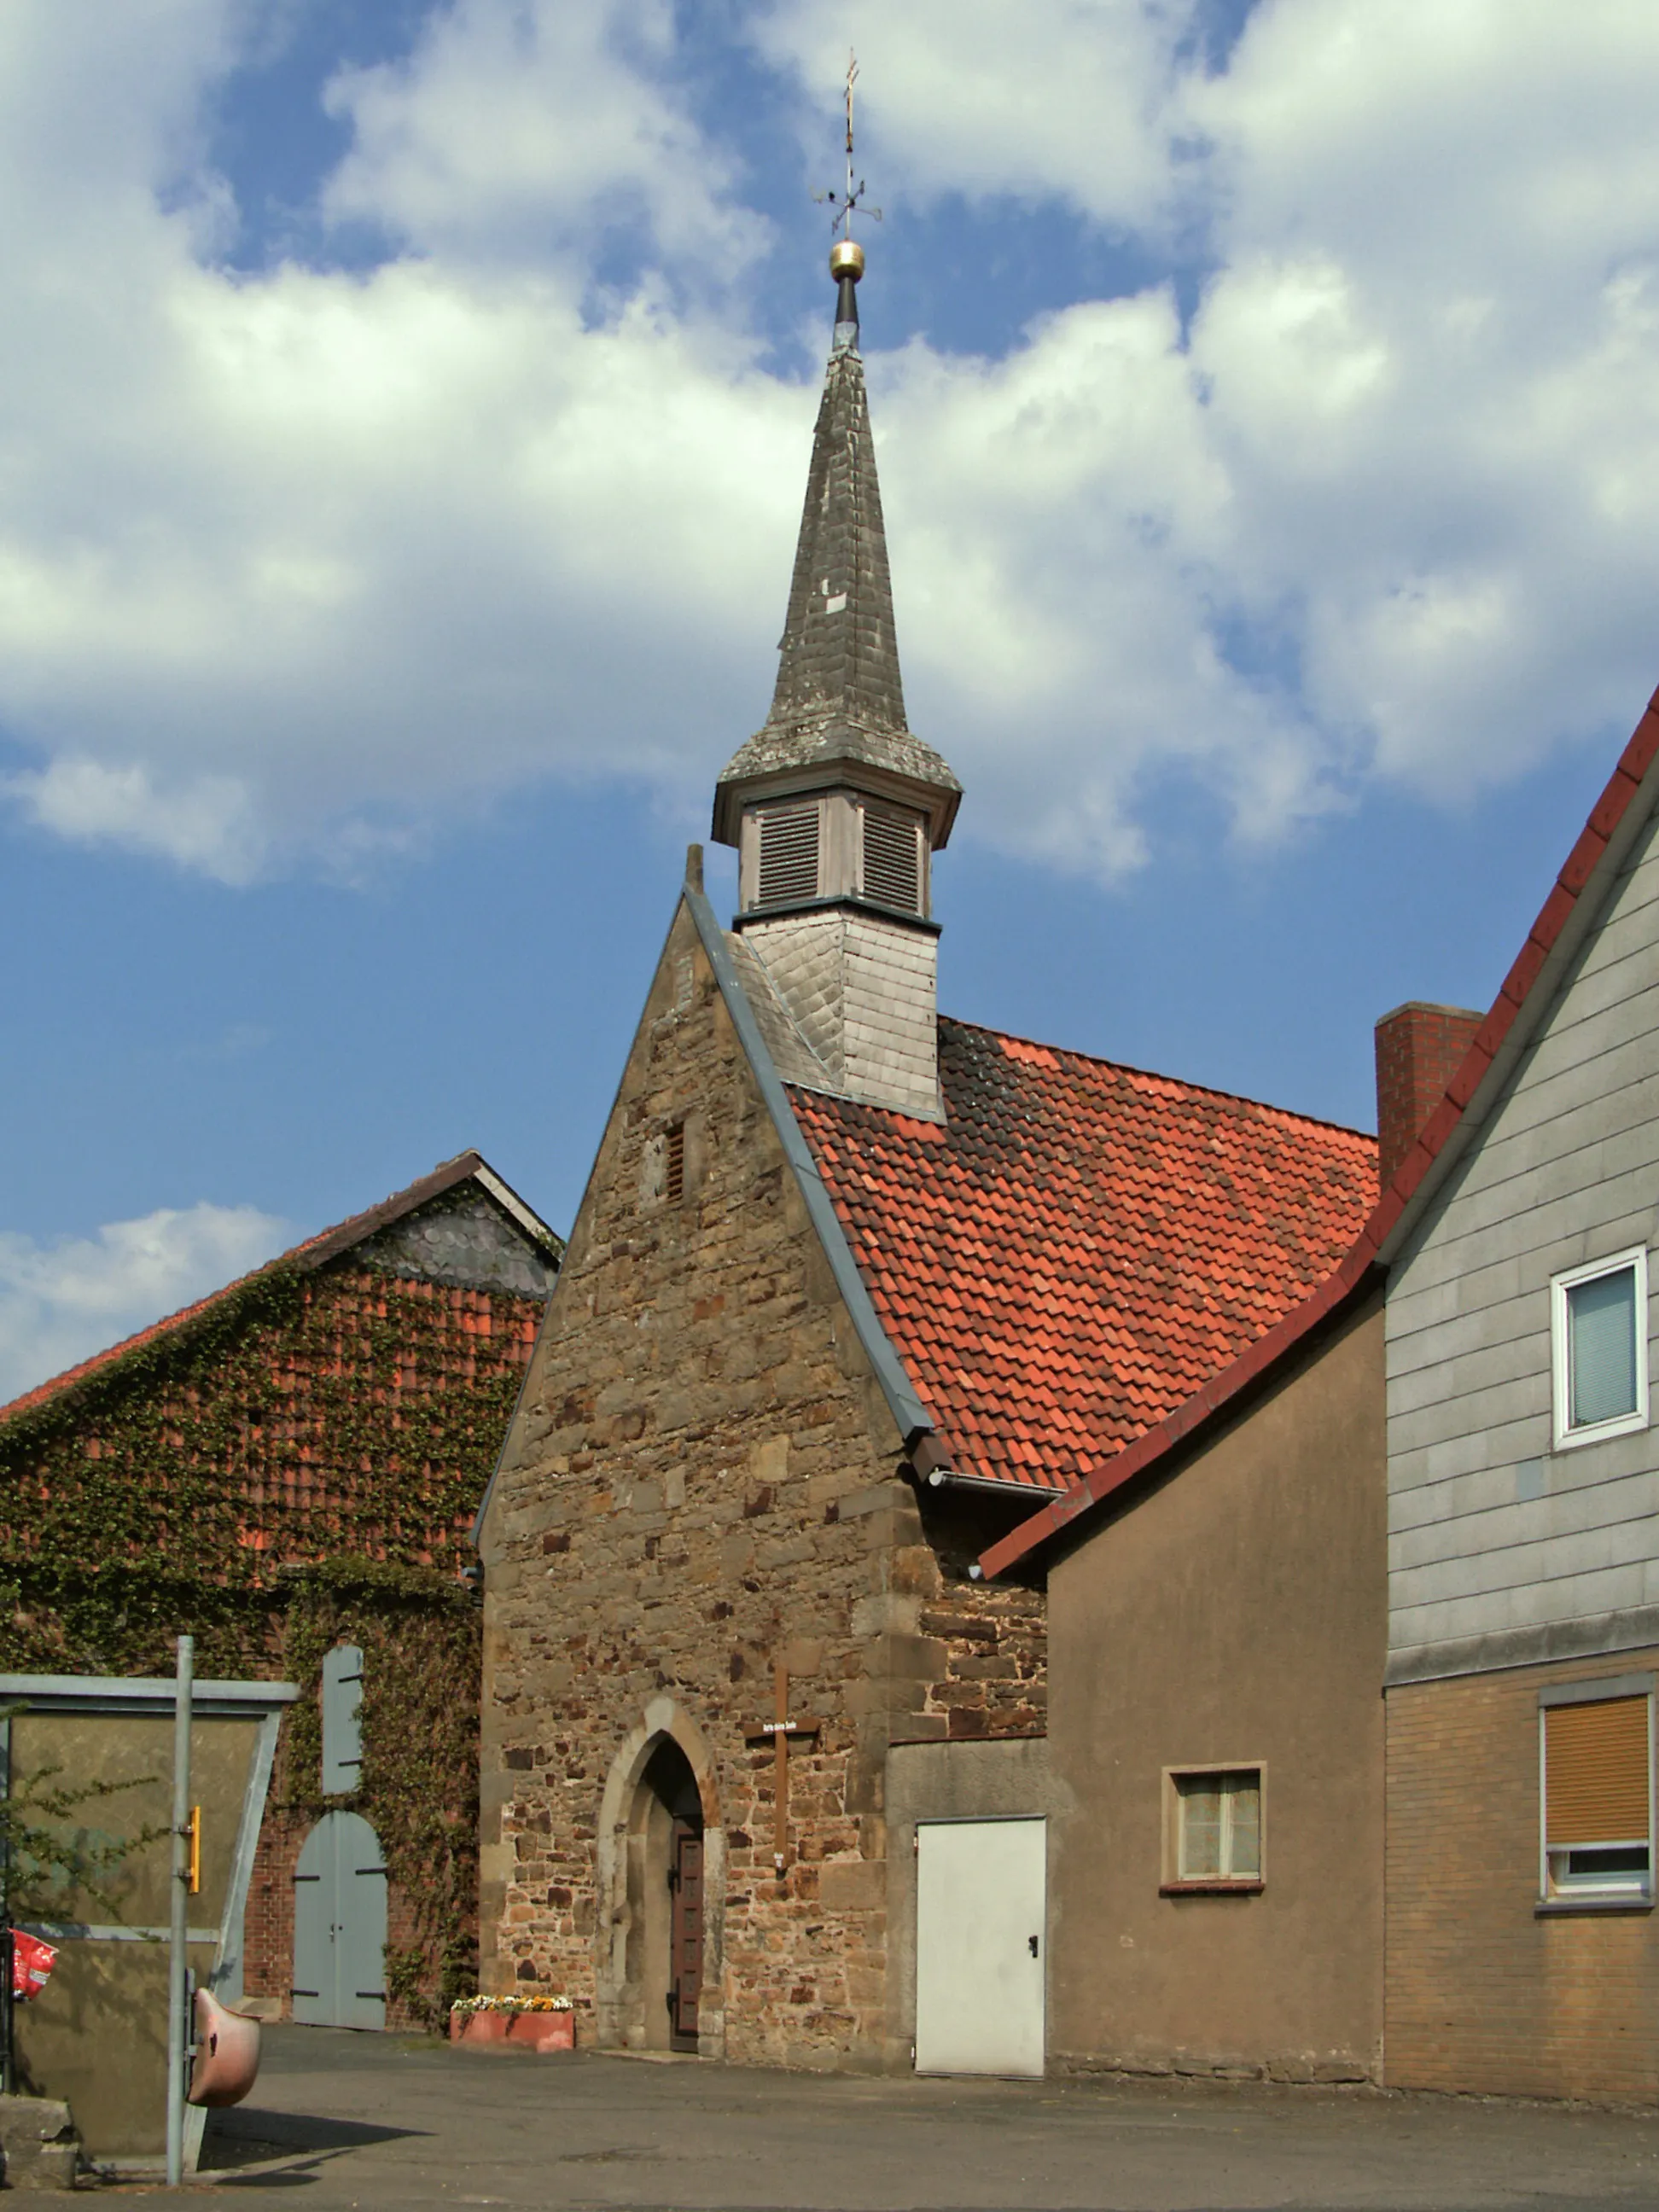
left=0, top=1151, right=556, bottom=1428
left=786, top=1018, right=1377, bottom=1493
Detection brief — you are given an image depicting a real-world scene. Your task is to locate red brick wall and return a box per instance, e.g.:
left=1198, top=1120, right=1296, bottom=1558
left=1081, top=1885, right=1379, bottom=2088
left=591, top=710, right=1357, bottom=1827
left=1387, top=1654, right=1659, bottom=2101
left=1373, top=1003, right=1482, bottom=1193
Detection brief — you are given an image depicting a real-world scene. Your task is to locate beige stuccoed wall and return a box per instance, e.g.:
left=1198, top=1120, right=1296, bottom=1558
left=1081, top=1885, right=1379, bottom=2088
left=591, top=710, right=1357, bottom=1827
left=476, top=897, right=1044, bottom=2071
left=1045, top=1296, right=1386, bottom=2083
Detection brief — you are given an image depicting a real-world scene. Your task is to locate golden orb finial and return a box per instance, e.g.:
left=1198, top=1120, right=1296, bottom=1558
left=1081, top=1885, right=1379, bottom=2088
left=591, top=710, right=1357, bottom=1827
left=830, top=236, right=865, bottom=284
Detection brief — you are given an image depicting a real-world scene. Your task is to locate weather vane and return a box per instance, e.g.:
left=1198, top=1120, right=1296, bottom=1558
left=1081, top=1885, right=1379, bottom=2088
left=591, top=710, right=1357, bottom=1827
left=813, top=50, right=882, bottom=240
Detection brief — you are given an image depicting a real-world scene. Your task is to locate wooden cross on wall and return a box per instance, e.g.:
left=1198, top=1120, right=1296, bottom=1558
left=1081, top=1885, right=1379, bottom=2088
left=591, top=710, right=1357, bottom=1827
left=744, top=1662, right=821, bottom=1872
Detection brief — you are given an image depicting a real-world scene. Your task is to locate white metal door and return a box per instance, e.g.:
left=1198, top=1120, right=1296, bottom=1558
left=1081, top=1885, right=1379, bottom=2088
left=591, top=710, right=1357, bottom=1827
left=292, top=1810, right=387, bottom=2029
left=915, top=1817, right=1045, bottom=2075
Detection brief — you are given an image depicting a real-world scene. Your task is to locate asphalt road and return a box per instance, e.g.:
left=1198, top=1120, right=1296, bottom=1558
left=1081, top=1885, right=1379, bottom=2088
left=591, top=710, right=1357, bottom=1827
left=169, top=2023, right=1659, bottom=2211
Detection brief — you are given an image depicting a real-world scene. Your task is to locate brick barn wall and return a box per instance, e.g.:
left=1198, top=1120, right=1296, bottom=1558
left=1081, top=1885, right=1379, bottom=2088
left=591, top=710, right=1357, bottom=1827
left=0, top=1252, right=547, bottom=2032
left=1386, top=1651, right=1659, bottom=2101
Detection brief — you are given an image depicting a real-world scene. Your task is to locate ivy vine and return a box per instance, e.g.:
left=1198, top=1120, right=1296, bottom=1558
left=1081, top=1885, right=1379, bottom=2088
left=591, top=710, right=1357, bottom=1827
left=0, top=1260, right=537, bottom=2028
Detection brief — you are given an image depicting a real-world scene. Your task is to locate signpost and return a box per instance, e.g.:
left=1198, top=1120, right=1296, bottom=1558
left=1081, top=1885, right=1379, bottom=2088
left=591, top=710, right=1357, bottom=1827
left=165, top=1636, right=193, bottom=2189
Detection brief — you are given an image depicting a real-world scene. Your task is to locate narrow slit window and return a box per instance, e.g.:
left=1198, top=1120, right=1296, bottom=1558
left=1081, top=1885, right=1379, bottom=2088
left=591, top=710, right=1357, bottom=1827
left=860, top=805, right=922, bottom=915
left=665, top=1122, right=685, bottom=1205
left=756, top=801, right=821, bottom=908
left=1543, top=1693, right=1652, bottom=1901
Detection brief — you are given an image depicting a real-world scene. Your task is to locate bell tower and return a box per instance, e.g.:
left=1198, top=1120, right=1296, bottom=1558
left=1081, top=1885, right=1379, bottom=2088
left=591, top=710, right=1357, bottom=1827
left=711, top=234, right=961, bottom=1121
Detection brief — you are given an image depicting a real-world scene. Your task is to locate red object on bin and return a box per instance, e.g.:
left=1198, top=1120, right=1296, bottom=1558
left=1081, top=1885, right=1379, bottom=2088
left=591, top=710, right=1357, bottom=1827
left=11, top=1930, right=57, bottom=2001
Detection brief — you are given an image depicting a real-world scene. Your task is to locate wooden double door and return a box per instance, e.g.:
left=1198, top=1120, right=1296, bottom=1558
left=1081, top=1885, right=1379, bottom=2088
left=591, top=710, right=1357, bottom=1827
left=668, top=1815, right=704, bottom=2052
left=293, top=1810, right=388, bottom=2030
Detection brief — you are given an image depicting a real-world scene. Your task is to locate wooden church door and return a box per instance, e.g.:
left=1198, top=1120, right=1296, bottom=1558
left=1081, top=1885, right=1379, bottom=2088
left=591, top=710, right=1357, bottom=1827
left=293, top=1810, right=388, bottom=2030
left=668, top=1817, right=704, bottom=2052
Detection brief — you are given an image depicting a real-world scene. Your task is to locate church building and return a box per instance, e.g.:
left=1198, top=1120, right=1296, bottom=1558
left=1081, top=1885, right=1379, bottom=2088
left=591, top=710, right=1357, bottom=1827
left=474, top=240, right=1378, bottom=2072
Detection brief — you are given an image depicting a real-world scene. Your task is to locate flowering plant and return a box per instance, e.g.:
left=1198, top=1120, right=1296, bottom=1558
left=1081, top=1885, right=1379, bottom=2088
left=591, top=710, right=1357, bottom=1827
left=450, top=1993, right=572, bottom=2017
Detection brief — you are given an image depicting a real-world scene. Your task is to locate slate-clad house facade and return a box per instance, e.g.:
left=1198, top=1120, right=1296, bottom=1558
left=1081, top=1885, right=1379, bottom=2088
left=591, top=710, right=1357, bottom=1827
left=476, top=248, right=1377, bottom=2073
left=985, top=690, right=1659, bottom=2098
left=1381, top=695, right=1659, bottom=2099
left=0, top=1151, right=559, bottom=2029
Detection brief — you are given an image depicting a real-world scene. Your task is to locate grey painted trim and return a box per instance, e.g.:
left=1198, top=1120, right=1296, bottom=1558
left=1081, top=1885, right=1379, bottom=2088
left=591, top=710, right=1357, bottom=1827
left=20, top=1923, right=219, bottom=1944
left=1385, top=1607, right=1659, bottom=1686
left=0, top=1674, right=297, bottom=1714
left=212, top=1705, right=283, bottom=2003
left=734, top=897, right=943, bottom=940
left=1377, top=757, right=1659, bottom=1272
left=1538, top=1672, right=1655, bottom=1708
left=683, top=879, right=939, bottom=1453
left=1534, top=1897, right=1654, bottom=1917
left=471, top=1161, right=563, bottom=1255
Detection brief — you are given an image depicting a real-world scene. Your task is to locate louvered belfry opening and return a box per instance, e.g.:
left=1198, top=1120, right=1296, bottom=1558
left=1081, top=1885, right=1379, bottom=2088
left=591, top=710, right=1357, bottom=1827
left=756, top=800, right=821, bottom=910
left=861, top=803, right=922, bottom=915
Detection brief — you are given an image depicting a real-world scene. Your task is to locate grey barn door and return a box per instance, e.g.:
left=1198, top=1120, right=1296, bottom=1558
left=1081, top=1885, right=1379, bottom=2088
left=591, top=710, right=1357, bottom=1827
left=293, top=1810, right=388, bottom=2029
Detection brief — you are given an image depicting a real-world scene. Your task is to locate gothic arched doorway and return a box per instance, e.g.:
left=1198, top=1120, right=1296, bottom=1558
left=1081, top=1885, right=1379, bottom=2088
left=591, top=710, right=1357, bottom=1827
left=637, top=1738, right=704, bottom=2052
left=595, top=1702, right=725, bottom=2055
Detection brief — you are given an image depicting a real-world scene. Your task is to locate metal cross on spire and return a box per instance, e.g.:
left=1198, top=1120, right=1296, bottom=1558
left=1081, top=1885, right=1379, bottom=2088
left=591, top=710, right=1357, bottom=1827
left=813, top=49, right=882, bottom=239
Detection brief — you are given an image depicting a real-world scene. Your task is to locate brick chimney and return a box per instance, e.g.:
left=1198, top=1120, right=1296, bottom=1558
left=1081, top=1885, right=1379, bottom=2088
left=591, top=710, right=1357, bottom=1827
left=1374, top=1002, right=1483, bottom=1193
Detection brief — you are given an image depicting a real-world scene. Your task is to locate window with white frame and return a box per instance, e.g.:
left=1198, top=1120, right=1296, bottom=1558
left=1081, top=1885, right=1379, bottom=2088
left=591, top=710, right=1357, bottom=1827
left=1551, top=1248, right=1649, bottom=1449
left=1540, top=1682, right=1653, bottom=1904
left=1164, top=1766, right=1263, bottom=1888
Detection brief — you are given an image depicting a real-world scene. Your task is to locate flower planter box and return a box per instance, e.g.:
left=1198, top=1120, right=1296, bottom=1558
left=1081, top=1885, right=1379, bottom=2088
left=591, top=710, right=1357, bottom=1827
left=451, top=2009, right=573, bottom=2052
left=507, top=2012, right=574, bottom=2052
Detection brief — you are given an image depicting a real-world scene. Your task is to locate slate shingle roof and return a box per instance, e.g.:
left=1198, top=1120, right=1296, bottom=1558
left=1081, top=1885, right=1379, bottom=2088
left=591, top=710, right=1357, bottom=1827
left=787, top=1019, right=1378, bottom=1493
left=713, top=317, right=959, bottom=845
left=0, top=1152, right=558, bottom=1428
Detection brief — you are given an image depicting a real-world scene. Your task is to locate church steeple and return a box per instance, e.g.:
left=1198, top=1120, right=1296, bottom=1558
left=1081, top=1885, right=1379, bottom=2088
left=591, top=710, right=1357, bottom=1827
left=710, top=221, right=958, bottom=1124
left=710, top=242, right=961, bottom=868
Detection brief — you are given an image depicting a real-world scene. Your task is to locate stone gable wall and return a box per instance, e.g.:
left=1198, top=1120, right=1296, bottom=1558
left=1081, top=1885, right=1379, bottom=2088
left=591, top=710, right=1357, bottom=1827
left=480, top=900, right=1048, bottom=2069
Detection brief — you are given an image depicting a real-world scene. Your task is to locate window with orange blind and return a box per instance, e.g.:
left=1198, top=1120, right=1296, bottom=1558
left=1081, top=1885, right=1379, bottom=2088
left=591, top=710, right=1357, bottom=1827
left=1541, top=1691, right=1652, bottom=1900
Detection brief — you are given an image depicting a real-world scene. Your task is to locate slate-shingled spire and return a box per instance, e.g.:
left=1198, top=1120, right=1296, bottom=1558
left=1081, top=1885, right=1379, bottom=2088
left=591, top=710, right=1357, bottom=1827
left=711, top=241, right=961, bottom=849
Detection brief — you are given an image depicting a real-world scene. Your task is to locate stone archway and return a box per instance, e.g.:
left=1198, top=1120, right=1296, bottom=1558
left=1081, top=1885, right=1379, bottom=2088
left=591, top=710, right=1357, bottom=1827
left=595, top=1698, right=725, bottom=2056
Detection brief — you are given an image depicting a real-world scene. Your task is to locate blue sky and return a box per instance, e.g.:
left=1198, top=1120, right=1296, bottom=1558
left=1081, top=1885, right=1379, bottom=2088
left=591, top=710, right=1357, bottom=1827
left=3, top=0, right=1656, bottom=1394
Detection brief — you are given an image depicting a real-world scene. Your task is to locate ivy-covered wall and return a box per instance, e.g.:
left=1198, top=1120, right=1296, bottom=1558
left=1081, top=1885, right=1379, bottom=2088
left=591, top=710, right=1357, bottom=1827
left=0, top=1256, right=548, bottom=2027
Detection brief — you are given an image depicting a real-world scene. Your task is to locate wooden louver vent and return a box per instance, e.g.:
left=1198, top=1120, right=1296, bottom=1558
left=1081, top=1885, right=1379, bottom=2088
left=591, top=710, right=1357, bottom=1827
left=1545, top=1697, right=1650, bottom=1844
left=757, top=801, right=820, bottom=907
left=862, top=806, right=921, bottom=914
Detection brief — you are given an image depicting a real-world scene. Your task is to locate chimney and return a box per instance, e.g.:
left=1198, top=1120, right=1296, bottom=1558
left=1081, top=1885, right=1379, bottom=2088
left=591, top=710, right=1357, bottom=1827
left=1374, top=1002, right=1483, bottom=1192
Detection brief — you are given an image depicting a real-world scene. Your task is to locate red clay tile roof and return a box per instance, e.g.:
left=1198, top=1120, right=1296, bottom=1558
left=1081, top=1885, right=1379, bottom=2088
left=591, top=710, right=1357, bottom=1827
left=0, top=1151, right=556, bottom=1429
left=977, top=683, right=1659, bottom=1575
left=787, top=1019, right=1377, bottom=1493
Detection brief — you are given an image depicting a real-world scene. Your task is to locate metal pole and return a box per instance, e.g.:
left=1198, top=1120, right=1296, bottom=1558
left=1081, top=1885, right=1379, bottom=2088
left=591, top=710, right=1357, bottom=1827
left=166, top=1635, right=193, bottom=2188
left=1, top=1709, right=13, bottom=2098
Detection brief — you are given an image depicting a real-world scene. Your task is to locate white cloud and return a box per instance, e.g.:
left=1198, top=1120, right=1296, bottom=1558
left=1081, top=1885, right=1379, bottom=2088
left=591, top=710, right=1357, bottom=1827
left=0, top=1204, right=292, bottom=1406
left=754, top=1, right=1196, bottom=234
left=1, top=0, right=1658, bottom=885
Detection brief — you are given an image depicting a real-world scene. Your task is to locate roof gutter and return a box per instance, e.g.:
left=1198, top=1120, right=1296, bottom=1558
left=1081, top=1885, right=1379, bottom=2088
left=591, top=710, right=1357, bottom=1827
left=681, top=872, right=940, bottom=1459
